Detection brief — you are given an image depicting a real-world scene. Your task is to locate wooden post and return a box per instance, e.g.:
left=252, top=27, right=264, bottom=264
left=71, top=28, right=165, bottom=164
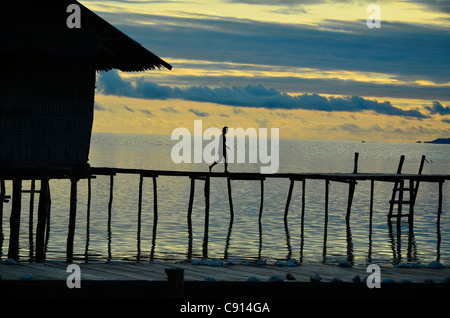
left=259, top=179, right=264, bottom=224
left=150, top=176, right=158, bottom=261
left=438, top=180, right=443, bottom=221
left=322, top=179, right=329, bottom=260
left=8, top=179, right=22, bottom=261
left=107, top=174, right=114, bottom=262
left=284, top=178, right=295, bottom=222
left=324, top=180, right=329, bottom=230
left=408, top=178, right=415, bottom=228
left=66, top=178, right=78, bottom=263
left=397, top=180, right=404, bottom=232
left=84, top=177, right=92, bottom=261
left=258, top=179, right=264, bottom=260
left=369, top=179, right=374, bottom=230
left=397, top=155, right=405, bottom=174
left=137, top=174, right=143, bottom=262
left=187, top=177, right=195, bottom=260
left=300, top=179, right=305, bottom=262
left=0, top=180, right=7, bottom=244
left=353, top=152, right=359, bottom=174
left=437, top=180, right=443, bottom=262
left=345, top=152, right=359, bottom=222
left=368, top=179, right=374, bottom=263
left=345, top=180, right=356, bottom=222
left=202, top=176, right=210, bottom=259
left=36, top=179, right=50, bottom=263
left=165, top=268, right=184, bottom=298
left=227, top=177, right=234, bottom=220
left=28, top=180, right=36, bottom=262
left=187, top=177, right=195, bottom=223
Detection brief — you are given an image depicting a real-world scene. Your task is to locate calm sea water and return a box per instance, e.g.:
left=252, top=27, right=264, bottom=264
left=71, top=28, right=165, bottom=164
left=1, top=132, right=449, bottom=266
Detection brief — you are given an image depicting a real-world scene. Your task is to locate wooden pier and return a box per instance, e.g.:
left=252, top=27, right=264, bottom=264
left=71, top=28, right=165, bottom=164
left=1, top=261, right=449, bottom=299
left=0, top=154, right=449, bottom=265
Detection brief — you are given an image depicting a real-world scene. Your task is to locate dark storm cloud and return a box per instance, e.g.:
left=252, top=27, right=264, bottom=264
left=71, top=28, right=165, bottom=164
left=409, top=0, right=450, bottom=14
left=100, top=11, right=450, bottom=86
left=98, top=70, right=429, bottom=119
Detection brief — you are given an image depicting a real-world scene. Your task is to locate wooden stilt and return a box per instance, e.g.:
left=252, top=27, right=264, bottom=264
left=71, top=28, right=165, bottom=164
left=84, top=177, right=92, bottom=261
left=0, top=180, right=7, bottom=245
left=28, top=180, right=36, bottom=262
left=202, top=176, right=210, bottom=259
left=438, top=180, right=443, bottom=220
left=353, top=152, right=359, bottom=174
left=369, top=179, right=374, bottom=230
left=66, top=178, right=78, bottom=263
left=227, top=177, right=234, bottom=220
left=259, top=179, right=264, bottom=224
left=322, top=179, right=329, bottom=261
left=345, top=180, right=356, bottom=222
left=137, top=174, right=143, bottom=261
left=346, top=152, right=359, bottom=222
left=36, top=179, right=50, bottom=263
left=408, top=178, right=415, bottom=230
left=437, top=180, right=443, bottom=262
left=187, top=177, right=195, bottom=223
left=107, top=174, right=114, bottom=262
left=258, top=179, right=264, bottom=260
left=44, top=185, right=51, bottom=254
left=150, top=176, right=158, bottom=261
left=284, top=178, right=295, bottom=222
left=324, top=180, right=329, bottom=230
left=300, top=179, right=305, bottom=262
left=397, top=180, right=404, bottom=232
left=8, top=179, right=22, bottom=262
left=187, top=177, right=195, bottom=260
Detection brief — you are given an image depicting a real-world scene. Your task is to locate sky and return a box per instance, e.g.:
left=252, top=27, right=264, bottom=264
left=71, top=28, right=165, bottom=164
left=83, top=0, right=450, bottom=142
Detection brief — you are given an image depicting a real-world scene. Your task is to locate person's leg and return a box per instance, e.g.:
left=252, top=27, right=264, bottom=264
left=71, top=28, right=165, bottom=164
left=224, top=151, right=228, bottom=172
left=209, top=161, right=217, bottom=172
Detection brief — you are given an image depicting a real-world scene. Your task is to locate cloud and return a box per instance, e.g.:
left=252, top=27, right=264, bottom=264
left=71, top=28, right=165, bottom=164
left=122, top=104, right=154, bottom=117
left=339, top=123, right=359, bottom=132
left=189, top=108, right=210, bottom=117
left=425, top=101, right=450, bottom=115
left=226, top=0, right=322, bottom=5
left=160, top=106, right=180, bottom=113
left=98, top=70, right=429, bottom=118
left=94, top=102, right=106, bottom=111
left=139, top=109, right=154, bottom=117
left=409, top=0, right=450, bottom=14
left=104, top=11, right=450, bottom=84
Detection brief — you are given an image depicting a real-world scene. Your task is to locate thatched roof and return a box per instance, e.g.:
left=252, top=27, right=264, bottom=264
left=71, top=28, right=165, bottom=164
left=0, top=1, right=172, bottom=72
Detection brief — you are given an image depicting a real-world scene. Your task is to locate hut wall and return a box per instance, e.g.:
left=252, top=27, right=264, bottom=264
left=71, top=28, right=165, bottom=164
left=0, top=58, right=95, bottom=172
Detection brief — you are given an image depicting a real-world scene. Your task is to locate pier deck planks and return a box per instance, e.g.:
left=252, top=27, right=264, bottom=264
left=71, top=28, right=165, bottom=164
left=1, top=261, right=449, bottom=283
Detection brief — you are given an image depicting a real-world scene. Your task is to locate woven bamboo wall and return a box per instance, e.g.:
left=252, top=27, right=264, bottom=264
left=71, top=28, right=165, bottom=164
left=0, top=59, right=95, bottom=171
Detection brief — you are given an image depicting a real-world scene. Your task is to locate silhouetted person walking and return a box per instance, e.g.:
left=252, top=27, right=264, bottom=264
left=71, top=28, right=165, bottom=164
left=209, top=126, right=229, bottom=172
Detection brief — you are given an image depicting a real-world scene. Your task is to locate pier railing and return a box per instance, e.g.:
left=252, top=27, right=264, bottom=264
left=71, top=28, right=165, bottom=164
left=0, top=154, right=448, bottom=263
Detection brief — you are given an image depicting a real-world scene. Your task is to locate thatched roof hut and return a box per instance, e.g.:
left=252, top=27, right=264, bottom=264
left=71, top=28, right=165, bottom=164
left=0, top=1, right=171, bottom=175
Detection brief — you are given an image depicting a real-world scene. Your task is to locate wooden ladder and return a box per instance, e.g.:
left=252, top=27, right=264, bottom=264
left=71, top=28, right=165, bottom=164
left=388, top=155, right=426, bottom=223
